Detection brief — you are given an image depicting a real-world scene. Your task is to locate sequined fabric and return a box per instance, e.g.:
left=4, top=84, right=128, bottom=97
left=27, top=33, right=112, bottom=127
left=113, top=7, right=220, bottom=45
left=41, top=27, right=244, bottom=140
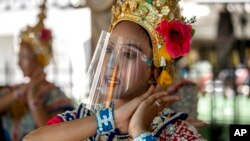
left=49, top=104, right=206, bottom=141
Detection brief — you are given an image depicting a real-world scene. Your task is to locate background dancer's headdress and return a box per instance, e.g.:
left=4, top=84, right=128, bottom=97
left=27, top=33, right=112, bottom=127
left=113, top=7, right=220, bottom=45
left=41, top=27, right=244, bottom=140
left=20, top=0, right=53, bottom=67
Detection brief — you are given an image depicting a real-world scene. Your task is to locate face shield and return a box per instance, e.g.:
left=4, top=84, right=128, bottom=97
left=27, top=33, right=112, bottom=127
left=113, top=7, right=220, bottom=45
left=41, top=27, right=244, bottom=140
left=82, top=31, right=152, bottom=112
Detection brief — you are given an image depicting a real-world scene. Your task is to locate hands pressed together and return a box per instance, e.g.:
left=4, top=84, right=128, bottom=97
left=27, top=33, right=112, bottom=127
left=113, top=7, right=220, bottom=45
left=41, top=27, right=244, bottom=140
left=0, top=71, right=46, bottom=111
left=113, top=85, right=181, bottom=138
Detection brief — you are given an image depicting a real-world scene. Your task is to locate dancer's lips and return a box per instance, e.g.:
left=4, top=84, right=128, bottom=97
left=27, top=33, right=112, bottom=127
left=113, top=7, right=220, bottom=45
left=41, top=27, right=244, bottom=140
left=105, top=76, right=121, bottom=87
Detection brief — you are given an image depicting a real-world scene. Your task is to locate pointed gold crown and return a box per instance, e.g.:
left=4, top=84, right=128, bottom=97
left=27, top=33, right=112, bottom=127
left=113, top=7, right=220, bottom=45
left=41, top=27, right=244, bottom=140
left=20, top=0, right=52, bottom=67
left=110, top=0, right=195, bottom=87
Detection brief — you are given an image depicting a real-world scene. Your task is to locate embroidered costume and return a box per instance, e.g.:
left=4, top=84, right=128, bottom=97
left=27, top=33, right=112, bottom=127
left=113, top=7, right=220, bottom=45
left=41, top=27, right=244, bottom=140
left=48, top=104, right=205, bottom=141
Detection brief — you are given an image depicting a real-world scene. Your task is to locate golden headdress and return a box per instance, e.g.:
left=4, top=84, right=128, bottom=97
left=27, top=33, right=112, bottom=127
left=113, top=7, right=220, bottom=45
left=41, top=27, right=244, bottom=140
left=19, top=0, right=52, bottom=67
left=110, top=0, right=195, bottom=88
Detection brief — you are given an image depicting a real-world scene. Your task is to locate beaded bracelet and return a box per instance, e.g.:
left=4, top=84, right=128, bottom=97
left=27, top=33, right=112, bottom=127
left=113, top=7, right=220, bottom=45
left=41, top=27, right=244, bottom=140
left=96, top=107, right=115, bottom=134
left=134, top=132, right=157, bottom=141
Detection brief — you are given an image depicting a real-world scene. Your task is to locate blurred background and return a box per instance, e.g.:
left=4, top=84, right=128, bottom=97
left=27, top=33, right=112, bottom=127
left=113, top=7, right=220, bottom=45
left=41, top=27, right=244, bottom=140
left=0, top=0, right=250, bottom=140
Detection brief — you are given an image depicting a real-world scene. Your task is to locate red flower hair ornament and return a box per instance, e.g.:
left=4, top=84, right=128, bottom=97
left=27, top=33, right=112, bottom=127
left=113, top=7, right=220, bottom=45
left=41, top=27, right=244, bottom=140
left=156, top=19, right=193, bottom=59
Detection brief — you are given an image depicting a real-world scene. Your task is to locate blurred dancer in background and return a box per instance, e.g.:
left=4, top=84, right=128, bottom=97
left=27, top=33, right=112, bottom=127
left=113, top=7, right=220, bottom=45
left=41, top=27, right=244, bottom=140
left=0, top=1, right=73, bottom=141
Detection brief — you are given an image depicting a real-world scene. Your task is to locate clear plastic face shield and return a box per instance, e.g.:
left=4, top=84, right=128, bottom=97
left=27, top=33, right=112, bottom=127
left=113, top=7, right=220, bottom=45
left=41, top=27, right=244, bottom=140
left=82, top=31, right=152, bottom=112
